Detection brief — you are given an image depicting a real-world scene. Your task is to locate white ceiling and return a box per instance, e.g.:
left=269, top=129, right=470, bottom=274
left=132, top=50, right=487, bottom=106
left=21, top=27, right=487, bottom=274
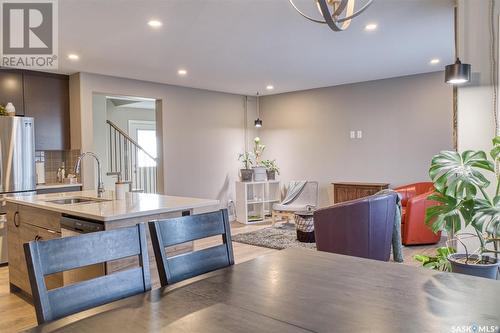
left=58, top=0, right=454, bottom=96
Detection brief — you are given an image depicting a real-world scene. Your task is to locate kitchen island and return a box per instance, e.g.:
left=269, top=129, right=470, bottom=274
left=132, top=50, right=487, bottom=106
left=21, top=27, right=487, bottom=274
left=5, top=191, right=219, bottom=295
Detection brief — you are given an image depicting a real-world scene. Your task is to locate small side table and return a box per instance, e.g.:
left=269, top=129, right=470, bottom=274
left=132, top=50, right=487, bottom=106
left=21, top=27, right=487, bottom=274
left=294, top=210, right=315, bottom=243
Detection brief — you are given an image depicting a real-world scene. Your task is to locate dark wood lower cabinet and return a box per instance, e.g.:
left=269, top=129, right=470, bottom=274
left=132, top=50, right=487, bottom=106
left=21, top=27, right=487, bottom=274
left=332, top=182, right=390, bottom=203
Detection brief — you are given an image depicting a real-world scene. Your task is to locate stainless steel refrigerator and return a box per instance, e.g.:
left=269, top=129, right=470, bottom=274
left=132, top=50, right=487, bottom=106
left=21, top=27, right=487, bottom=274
left=0, top=116, right=36, bottom=264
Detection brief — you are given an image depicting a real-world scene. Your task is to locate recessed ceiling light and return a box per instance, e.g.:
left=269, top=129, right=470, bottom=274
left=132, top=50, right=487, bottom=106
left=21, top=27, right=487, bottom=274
left=177, top=69, right=187, bottom=76
left=364, top=23, right=377, bottom=31
left=430, top=58, right=440, bottom=65
left=148, top=20, right=163, bottom=28
left=67, top=54, right=79, bottom=60
left=266, top=85, right=274, bottom=90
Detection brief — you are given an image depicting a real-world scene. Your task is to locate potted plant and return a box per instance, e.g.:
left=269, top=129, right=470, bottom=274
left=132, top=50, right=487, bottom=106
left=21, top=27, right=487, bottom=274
left=0, top=105, right=7, bottom=116
left=252, top=137, right=267, bottom=181
left=5, top=102, right=15, bottom=116
left=424, top=136, right=500, bottom=279
left=238, top=152, right=254, bottom=182
left=261, top=159, right=280, bottom=180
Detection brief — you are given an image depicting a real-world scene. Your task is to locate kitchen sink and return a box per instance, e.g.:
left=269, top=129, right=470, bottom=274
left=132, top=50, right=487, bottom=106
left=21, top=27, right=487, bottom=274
left=45, top=197, right=110, bottom=205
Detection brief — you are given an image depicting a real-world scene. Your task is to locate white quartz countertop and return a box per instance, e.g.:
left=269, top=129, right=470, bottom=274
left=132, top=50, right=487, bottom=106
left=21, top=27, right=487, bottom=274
left=5, top=190, right=219, bottom=222
left=36, top=183, right=83, bottom=190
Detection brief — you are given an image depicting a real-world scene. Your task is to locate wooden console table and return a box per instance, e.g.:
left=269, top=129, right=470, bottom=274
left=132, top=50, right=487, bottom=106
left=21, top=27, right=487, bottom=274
left=332, top=182, right=389, bottom=203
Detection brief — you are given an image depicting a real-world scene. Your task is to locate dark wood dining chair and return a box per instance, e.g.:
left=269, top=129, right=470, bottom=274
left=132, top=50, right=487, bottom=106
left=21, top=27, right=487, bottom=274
left=149, top=209, right=234, bottom=286
left=24, top=224, right=151, bottom=324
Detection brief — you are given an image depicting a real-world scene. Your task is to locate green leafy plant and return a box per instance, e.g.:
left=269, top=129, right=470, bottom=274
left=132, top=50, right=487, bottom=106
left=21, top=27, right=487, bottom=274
left=261, top=159, right=280, bottom=174
left=238, top=152, right=254, bottom=170
left=414, top=247, right=457, bottom=271
left=0, top=105, right=7, bottom=116
left=425, top=136, right=500, bottom=262
left=253, top=137, right=266, bottom=164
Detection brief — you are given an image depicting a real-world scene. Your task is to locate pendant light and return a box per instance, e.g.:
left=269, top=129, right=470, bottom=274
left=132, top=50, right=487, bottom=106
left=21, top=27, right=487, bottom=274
left=445, top=6, right=471, bottom=84
left=254, top=92, right=262, bottom=128
left=288, top=0, right=373, bottom=32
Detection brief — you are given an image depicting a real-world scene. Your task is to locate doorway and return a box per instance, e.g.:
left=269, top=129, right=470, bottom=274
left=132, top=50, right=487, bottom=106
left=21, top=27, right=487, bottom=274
left=92, top=93, right=160, bottom=193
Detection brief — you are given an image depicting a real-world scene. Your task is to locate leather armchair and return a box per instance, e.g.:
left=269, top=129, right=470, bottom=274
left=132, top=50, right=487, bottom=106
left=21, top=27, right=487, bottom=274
left=394, top=182, right=441, bottom=245
left=313, top=193, right=397, bottom=261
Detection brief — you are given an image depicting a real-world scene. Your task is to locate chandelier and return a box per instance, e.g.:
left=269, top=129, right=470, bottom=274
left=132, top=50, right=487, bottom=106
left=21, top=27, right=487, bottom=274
left=288, top=0, right=374, bottom=32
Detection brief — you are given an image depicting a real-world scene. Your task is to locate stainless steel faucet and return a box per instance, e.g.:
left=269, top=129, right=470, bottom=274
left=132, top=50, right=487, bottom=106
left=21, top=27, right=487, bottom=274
left=74, top=152, right=105, bottom=198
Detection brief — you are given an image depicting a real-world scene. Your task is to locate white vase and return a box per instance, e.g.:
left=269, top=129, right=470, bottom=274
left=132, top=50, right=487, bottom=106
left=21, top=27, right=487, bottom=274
left=5, top=103, right=15, bottom=116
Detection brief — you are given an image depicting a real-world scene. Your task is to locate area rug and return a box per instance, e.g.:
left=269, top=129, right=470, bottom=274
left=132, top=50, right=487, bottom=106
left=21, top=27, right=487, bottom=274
left=232, top=224, right=316, bottom=250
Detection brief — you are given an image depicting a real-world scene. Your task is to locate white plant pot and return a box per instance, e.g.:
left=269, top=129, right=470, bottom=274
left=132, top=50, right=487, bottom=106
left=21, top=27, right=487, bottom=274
left=252, top=166, right=267, bottom=181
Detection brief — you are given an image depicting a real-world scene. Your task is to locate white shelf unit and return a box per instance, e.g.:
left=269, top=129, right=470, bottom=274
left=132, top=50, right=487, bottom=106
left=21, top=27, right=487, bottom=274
left=235, top=180, right=281, bottom=224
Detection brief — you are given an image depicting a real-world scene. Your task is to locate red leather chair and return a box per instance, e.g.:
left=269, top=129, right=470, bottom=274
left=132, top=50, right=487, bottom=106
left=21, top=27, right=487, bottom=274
left=394, top=182, right=441, bottom=245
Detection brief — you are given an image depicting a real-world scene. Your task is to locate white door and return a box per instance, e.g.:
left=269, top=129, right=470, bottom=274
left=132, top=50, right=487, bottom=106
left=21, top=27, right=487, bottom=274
left=128, top=120, right=157, bottom=167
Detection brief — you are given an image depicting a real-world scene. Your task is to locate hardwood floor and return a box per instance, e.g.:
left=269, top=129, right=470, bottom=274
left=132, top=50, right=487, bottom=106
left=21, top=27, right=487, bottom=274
left=0, top=264, right=36, bottom=333
left=0, top=221, right=441, bottom=332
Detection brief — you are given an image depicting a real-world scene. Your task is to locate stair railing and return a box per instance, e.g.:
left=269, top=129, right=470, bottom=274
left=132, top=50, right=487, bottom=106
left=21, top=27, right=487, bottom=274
left=106, top=120, right=157, bottom=193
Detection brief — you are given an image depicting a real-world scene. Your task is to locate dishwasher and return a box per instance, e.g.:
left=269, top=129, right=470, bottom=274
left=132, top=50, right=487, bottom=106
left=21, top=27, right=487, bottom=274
left=60, top=215, right=106, bottom=285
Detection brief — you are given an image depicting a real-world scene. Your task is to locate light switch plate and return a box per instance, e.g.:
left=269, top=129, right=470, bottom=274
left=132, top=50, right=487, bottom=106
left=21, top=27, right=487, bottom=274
left=350, top=131, right=355, bottom=139
left=357, top=130, right=362, bottom=139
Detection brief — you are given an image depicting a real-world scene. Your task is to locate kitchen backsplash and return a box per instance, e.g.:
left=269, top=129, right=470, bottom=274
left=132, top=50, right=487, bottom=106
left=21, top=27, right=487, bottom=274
left=35, top=150, right=81, bottom=183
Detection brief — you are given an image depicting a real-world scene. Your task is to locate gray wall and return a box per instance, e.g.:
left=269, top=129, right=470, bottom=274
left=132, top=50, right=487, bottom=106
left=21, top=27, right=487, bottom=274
left=455, top=0, right=500, bottom=251
left=72, top=71, right=453, bottom=209
left=457, top=0, right=498, bottom=175
left=91, top=94, right=109, bottom=188
left=260, top=72, right=453, bottom=206
left=72, top=72, right=253, bottom=208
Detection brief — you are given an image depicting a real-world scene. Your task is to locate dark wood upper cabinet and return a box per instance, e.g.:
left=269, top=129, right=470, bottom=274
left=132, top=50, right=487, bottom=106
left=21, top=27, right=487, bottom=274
left=23, top=72, right=70, bottom=150
left=0, top=70, right=24, bottom=115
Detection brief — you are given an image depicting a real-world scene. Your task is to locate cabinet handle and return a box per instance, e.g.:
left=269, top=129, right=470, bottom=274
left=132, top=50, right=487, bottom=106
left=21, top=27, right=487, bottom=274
left=34, top=235, right=43, bottom=241
left=13, top=211, right=20, bottom=227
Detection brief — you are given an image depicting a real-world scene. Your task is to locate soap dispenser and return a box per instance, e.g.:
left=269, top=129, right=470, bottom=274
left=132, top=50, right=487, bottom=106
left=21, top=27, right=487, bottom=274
left=56, top=162, right=66, bottom=183
left=61, top=162, right=66, bottom=181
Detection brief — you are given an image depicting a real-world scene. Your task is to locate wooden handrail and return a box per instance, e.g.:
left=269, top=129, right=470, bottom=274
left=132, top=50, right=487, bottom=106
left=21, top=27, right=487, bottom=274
left=106, top=120, right=157, bottom=161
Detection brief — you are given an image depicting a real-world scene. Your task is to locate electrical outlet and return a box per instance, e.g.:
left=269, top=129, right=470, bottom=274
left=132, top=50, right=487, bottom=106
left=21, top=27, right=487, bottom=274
left=350, top=130, right=355, bottom=139
left=357, top=130, right=362, bottom=139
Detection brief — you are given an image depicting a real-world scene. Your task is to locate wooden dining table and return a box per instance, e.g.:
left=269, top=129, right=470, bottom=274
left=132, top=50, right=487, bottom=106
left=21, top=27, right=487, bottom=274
left=27, top=248, right=500, bottom=332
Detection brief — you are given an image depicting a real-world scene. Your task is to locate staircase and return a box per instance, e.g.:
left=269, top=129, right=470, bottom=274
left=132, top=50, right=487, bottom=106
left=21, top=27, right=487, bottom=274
left=106, top=120, right=158, bottom=193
